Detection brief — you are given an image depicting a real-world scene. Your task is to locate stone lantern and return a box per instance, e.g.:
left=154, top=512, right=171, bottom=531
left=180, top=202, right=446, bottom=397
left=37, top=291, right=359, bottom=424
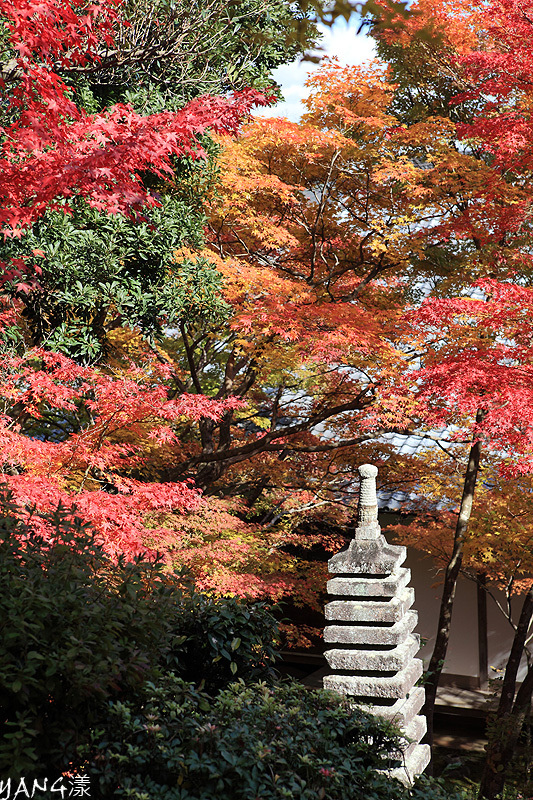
left=323, top=464, right=430, bottom=783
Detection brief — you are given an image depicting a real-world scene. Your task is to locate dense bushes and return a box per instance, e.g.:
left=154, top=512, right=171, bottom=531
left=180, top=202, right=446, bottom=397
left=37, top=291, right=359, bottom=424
left=1, top=488, right=466, bottom=799
left=0, top=488, right=278, bottom=777
left=83, top=677, right=463, bottom=800
left=161, top=592, right=279, bottom=692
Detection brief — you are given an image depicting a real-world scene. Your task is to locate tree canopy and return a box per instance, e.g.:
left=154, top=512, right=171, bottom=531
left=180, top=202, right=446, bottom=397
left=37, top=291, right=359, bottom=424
left=3, top=0, right=533, bottom=698
left=4, top=0, right=533, bottom=794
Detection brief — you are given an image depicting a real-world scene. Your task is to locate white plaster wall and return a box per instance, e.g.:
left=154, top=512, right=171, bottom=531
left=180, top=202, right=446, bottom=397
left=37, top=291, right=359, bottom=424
left=486, top=588, right=529, bottom=681
left=403, top=546, right=529, bottom=685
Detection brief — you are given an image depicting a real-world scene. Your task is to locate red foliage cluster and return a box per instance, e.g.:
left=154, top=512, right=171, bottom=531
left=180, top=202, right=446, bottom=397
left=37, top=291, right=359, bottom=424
left=404, top=280, right=533, bottom=475
left=0, top=0, right=272, bottom=236
left=0, top=345, right=243, bottom=554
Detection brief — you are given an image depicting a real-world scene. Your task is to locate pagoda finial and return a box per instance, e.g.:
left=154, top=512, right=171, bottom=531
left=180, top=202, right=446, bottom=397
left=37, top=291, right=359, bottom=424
left=355, top=463, right=379, bottom=539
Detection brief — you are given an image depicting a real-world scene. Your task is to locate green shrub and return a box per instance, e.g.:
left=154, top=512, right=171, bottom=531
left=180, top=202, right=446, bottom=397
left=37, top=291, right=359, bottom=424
left=0, top=488, right=279, bottom=778
left=82, top=677, right=465, bottom=800
left=162, top=593, right=279, bottom=692
left=0, top=486, right=464, bottom=800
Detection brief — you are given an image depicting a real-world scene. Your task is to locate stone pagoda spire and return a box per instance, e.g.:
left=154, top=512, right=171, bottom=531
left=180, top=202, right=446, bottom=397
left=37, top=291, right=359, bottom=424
left=323, top=464, right=430, bottom=784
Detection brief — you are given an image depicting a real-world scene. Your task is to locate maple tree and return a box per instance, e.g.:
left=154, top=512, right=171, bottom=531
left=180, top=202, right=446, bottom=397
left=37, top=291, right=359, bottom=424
left=151, top=46, right=525, bottom=519
left=0, top=0, right=271, bottom=236
left=448, top=2, right=533, bottom=795
left=0, top=0, right=335, bottom=629
left=163, top=62, right=452, bottom=494
left=315, top=3, right=533, bottom=783
left=175, top=3, right=533, bottom=784
left=0, top=316, right=337, bottom=617
left=354, top=5, right=533, bottom=795
left=382, top=283, right=533, bottom=757
left=0, top=0, right=281, bottom=314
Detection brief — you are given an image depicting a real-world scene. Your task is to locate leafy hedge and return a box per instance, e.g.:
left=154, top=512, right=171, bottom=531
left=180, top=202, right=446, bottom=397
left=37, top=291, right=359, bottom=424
left=82, top=677, right=464, bottom=800
left=0, top=488, right=278, bottom=777
left=0, top=487, right=466, bottom=800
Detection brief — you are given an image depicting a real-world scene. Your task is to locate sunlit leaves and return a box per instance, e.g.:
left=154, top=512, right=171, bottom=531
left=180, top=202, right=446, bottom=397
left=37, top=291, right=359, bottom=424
left=0, top=0, right=272, bottom=237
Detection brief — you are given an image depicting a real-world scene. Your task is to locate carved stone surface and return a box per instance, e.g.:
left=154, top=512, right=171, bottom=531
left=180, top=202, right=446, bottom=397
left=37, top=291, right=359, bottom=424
left=328, top=540, right=407, bottom=574
left=324, top=609, right=418, bottom=646
left=357, top=685, right=426, bottom=726
left=323, top=464, right=430, bottom=785
left=327, top=567, right=411, bottom=597
left=323, top=658, right=423, bottom=698
left=325, top=633, right=420, bottom=671
left=325, top=587, right=415, bottom=623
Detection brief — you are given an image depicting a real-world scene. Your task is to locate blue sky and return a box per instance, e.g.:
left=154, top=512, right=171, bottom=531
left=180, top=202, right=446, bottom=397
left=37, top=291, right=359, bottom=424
left=256, top=19, right=376, bottom=122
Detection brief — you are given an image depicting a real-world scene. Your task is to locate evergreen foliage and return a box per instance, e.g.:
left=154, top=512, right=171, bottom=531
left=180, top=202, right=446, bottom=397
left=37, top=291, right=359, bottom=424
left=0, top=487, right=278, bottom=777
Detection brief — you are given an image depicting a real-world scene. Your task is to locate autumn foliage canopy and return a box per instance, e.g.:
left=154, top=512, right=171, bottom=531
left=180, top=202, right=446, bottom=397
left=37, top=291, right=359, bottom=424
left=3, top=0, right=533, bottom=641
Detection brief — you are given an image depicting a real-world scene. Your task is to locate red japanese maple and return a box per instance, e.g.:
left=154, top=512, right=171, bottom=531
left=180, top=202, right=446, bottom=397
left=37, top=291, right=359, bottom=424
left=0, top=0, right=271, bottom=237
left=0, top=345, right=233, bottom=553
left=0, top=335, right=332, bottom=619
left=0, top=0, right=265, bottom=561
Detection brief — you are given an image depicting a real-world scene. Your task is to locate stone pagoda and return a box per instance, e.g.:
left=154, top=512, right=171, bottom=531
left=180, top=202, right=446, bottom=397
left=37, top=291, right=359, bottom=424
left=323, top=464, right=430, bottom=784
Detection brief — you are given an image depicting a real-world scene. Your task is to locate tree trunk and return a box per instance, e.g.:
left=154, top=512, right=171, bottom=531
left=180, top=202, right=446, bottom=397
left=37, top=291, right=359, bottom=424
left=478, top=583, right=533, bottom=800
left=195, top=410, right=234, bottom=490
left=423, top=411, right=485, bottom=757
